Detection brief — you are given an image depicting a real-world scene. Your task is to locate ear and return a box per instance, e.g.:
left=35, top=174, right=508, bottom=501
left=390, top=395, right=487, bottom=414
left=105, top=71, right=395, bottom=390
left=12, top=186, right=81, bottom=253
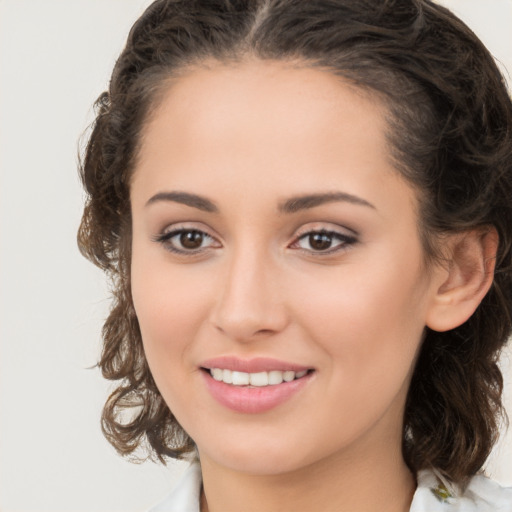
left=425, top=227, right=498, bottom=332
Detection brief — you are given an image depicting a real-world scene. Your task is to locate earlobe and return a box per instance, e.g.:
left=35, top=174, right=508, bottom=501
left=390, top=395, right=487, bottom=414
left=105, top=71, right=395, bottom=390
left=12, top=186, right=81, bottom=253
left=425, top=227, right=498, bottom=332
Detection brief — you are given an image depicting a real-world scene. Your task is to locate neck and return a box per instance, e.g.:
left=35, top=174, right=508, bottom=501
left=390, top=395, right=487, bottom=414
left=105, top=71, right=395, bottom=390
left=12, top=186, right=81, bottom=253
left=199, top=434, right=416, bottom=512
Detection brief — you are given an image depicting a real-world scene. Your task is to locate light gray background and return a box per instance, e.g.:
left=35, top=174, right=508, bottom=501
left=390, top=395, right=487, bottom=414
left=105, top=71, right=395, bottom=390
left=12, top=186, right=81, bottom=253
left=1, top=1, right=511, bottom=511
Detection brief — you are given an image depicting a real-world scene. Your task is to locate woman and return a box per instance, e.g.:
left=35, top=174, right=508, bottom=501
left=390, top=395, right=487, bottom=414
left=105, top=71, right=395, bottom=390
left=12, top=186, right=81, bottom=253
left=78, top=0, right=512, bottom=510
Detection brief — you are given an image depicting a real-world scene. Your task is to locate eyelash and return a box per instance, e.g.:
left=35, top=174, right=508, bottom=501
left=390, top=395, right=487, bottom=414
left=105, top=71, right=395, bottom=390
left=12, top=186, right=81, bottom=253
left=152, top=228, right=219, bottom=255
left=153, top=227, right=358, bottom=256
left=291, top=229, right=358, bottom=255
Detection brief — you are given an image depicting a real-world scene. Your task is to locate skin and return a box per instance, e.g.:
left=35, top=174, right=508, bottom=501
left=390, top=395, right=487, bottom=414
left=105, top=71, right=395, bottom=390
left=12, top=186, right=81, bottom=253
left=129, top=59, right=493, bottom=512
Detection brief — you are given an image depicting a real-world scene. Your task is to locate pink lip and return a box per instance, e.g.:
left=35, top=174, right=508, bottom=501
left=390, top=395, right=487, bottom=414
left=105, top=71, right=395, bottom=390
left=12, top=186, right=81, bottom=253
left=200, top=356, right=311, bottom=373
left=200, top=357, right=315, bottom=414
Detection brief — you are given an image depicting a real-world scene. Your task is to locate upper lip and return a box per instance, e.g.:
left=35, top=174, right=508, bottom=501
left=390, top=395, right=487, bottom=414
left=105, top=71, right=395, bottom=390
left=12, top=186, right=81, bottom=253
left=200, top=356, right=312, bottom=373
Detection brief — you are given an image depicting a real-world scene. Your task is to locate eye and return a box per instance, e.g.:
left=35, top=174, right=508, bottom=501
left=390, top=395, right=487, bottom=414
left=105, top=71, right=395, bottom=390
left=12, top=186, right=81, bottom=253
left=292, top=230, right=357, bottom=254
left=153, top=228, right=220, bottom=254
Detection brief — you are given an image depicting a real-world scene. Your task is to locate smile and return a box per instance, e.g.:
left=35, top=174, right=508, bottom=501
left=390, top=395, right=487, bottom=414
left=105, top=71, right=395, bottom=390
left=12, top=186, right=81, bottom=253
left=200, top=358, right=315, bottom=414
left=208, top=368, right=309, bottom=387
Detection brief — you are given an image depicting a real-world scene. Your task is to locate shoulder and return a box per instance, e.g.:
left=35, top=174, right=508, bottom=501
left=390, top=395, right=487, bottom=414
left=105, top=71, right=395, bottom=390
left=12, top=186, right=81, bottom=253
left=148, top=462, right=202, bottom=512
left=410, top=469, right=512, bottom=512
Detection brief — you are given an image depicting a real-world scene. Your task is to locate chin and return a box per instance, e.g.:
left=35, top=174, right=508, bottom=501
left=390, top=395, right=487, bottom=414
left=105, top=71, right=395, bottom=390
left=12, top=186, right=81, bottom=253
left=195, top=433, right=322, bottom=476
left=204, top=452, right=306, bottom=476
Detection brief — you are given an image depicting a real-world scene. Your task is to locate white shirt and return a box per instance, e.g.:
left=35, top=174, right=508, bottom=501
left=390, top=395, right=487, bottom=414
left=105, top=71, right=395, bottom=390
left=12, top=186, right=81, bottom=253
left=149, top=463, right=512, bottom=512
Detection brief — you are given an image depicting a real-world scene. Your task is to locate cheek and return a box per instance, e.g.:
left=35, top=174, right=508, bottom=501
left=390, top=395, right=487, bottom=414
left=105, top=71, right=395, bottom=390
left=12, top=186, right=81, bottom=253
left=130, top=261, right=214, bottom=421
left=130, top=256, right=212, bottom=368
left=292, top=249, right=429, bottom=382
left=286, top=267, right=427, bottom=447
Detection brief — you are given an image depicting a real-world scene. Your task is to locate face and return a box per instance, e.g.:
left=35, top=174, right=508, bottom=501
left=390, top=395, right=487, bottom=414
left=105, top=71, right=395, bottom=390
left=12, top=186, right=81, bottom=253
left=130, top=60, right=443, bottom=476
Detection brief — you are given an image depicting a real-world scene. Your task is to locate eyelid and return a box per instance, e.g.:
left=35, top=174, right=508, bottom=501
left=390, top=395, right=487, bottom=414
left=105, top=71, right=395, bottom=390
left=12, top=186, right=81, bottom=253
left=288, top=223, right=359, bottom=255
left=155, top=221, right=218, bottom=239
left=152, top=222, right=222, bottom=255
left=293, top=222, right=359, bottom=238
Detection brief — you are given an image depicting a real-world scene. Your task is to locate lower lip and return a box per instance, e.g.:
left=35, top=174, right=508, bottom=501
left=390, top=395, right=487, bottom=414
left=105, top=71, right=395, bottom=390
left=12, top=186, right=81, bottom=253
left=202, top=371, right=314, bottom=414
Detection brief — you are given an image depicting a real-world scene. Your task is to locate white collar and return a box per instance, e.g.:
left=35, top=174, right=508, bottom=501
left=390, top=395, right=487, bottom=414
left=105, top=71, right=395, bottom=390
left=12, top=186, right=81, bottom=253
left=410, top=468, right=512, bottom=511
left=149, top=462, right=202, bottom=512
left=149, top=463, right=512, bottom=512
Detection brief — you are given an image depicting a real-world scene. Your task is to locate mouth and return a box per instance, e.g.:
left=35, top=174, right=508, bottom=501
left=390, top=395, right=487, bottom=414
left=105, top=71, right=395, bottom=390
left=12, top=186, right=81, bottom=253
left=200, top=367, right=314, bottom=387
left=199, top=358, right=315, bottom=414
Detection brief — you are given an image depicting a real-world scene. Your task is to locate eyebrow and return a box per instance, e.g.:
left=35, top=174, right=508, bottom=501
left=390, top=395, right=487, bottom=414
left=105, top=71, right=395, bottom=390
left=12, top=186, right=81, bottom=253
left=145, top=191, right=219, bottom=213
left=278, top=192, right=375, bottom=214
left=145, top=190, right=375, bottom=214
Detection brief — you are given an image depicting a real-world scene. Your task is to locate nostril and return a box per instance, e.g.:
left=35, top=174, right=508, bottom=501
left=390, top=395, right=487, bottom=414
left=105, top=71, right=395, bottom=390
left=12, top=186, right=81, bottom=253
left=212, top=323, right=281, bottom=343
left=254, top=329, right=275, bottom=336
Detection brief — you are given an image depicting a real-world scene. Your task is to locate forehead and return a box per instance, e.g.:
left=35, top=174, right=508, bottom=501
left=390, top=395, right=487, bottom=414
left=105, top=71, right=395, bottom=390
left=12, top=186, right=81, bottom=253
left=152, top=58, right=379, bottom=112
left=132, top=59, right=413, bottom=217
left=141, top=59, right=386, bottom=148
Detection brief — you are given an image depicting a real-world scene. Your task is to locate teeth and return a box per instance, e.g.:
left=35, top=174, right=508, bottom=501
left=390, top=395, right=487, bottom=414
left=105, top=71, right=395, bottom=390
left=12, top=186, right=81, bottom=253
left=283, top=371, right=295, bottom=382
left=250, top=372, right=268, bottom=387
left=212, top=368, right=223, bottom=381
left=231, top=371, right=250, bottom=386
left=209, top=368, right=309, bottom=386
left=268, top=370, right=283, bottom=385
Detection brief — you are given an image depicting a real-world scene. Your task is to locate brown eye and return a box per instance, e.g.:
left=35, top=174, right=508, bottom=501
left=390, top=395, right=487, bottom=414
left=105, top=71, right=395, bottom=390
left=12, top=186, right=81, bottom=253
left=180, top=230, right=204, bottom=249
left=154, top=228, right=220, bottom=254
left=308, top=233, right=333, bottom=251
left=294, top=230, right=357, bottom=254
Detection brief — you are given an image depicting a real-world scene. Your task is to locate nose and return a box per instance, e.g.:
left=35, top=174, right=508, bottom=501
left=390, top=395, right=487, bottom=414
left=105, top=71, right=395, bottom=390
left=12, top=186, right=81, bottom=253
left=210, top=246, right=289, bottom=342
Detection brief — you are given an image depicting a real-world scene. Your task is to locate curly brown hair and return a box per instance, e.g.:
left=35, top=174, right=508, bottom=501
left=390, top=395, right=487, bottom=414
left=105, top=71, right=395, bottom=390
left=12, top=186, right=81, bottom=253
left=78, top=0, right=512, bottom=483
